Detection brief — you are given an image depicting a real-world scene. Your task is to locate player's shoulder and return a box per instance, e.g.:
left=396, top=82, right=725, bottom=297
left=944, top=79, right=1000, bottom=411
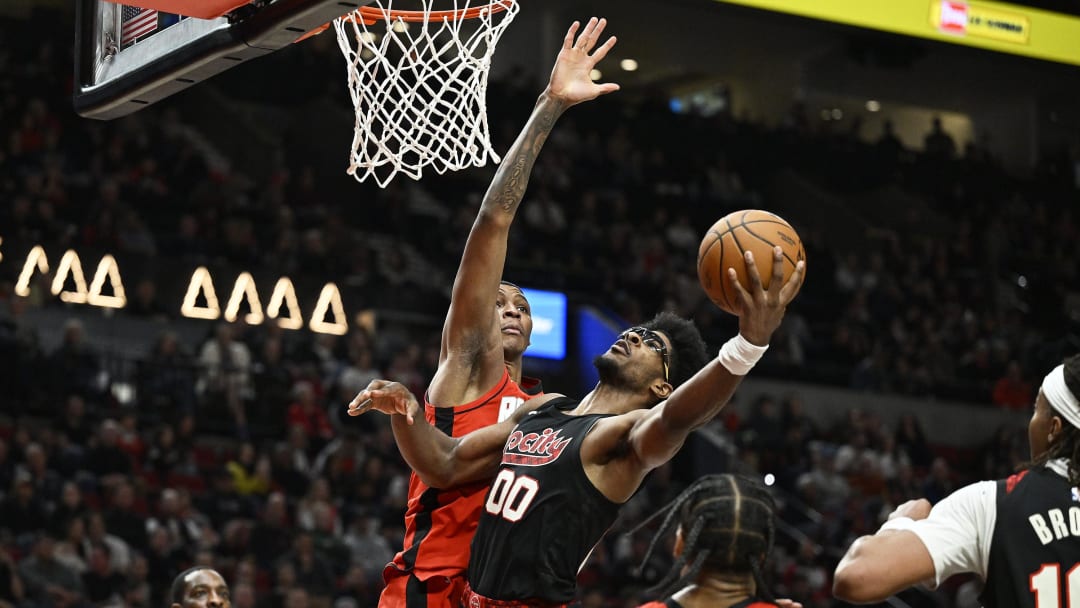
left=513, top=393, right=567, bottom=419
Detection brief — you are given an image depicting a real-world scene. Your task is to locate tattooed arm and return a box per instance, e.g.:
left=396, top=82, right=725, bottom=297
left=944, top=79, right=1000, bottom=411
left=429, top=17, right=620, bottom=407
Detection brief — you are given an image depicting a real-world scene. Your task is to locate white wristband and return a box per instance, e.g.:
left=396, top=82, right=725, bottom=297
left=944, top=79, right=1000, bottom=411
left=879, top=516, right=918, bottom=533
left=718, top=334, right=768, bottom=376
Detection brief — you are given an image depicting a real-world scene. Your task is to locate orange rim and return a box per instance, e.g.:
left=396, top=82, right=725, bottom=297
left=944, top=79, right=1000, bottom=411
left=350, top=1, right=513, bottom=24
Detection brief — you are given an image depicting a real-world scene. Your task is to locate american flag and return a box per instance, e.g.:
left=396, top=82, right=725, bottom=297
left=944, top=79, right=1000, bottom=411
left=121, top=6, right=158, bottom=45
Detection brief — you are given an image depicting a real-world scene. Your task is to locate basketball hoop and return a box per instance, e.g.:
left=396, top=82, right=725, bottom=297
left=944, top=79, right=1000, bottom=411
left=333, top=0, right=519, bottom=187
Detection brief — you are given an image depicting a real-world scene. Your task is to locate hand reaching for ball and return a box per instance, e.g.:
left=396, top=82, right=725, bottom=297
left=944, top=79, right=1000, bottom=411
left=729, top=246, right=805, bottom=346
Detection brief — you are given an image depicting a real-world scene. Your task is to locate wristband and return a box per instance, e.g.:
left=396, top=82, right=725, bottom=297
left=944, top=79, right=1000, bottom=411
left=718, top=334, right=768, bottom=376
left=879, top=516, right=918, bottom=533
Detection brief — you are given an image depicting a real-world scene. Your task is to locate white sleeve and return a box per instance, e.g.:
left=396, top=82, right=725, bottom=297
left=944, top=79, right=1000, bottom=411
left=907, top=479, right=998, bottom=587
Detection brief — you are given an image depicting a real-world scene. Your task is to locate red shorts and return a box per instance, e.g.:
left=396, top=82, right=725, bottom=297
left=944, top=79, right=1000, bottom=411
left=461, top=583, right=571, bottom=608
left=378, top=566, right=467, bottom=608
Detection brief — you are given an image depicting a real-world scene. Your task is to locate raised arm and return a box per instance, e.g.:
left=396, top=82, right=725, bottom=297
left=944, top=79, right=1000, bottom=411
left=633, top=248, right=802, bottom=463
left=584, top=248, right=804, bottom=502
left=349, top=381, right=559, bottom=488
left=433, top=18, right=619, bottom=400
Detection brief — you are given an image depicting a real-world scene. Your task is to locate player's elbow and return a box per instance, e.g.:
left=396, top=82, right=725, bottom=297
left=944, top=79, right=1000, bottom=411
left=832, top=541, right=892, bottom=603
left=833, top=562, right=882, bottom=604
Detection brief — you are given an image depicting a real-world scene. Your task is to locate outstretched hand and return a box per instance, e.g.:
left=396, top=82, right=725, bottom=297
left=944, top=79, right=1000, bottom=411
left=728, top=246, right=806, bottom=346
left=546, top=17, right=620, bottom=107
left=347, top=379, right=421, bottom=425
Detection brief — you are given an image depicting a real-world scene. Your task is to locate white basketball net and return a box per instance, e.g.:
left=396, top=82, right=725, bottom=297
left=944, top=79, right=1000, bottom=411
left=333, top=0, right=519, bottom=187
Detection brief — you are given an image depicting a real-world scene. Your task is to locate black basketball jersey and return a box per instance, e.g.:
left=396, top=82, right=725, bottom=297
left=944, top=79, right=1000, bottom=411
left=981, top=466, right=1080, bottom=608
left=467, top=397, right=621, bottom=602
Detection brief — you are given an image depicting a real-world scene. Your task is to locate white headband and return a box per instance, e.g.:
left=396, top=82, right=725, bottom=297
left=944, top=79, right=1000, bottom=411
left=1042, top=364, right=1080, bottom=430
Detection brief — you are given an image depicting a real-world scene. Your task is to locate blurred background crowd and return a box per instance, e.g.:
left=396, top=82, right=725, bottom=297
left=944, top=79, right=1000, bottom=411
left=0, top=4, right=1077, bottom=608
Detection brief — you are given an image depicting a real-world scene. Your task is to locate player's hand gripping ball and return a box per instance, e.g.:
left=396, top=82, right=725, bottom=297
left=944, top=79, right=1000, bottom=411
left=697, top=209, right=806, bottom=315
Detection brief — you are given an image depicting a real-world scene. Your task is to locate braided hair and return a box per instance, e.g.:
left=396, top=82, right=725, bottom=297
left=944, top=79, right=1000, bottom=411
left=1026, top=353, right=1080, bottom=486
left=638, top=474, right=777, bottom=601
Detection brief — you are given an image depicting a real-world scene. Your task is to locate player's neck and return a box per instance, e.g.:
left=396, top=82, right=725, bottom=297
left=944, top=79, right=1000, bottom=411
left=574, top=383, right=652, bottom=415
left=504, top=359, right=523, bottom=384
left=673, top=577, right=757, bottom=608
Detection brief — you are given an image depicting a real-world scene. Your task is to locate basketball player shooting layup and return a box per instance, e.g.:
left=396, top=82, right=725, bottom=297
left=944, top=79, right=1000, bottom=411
left=834, top=354, right=1080, bottom=607
left=351, top=245, right=805, bottom=605
left=374, top=17, right=619, bottom=608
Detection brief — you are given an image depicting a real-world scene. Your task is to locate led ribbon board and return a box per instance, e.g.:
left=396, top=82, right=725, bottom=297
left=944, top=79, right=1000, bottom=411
left=714, top=0, right=1080, bottom=66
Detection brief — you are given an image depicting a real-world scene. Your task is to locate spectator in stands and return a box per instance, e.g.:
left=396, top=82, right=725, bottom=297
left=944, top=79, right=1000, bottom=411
left=104, top=481, right=147, bottom=552
left=992, top=360, right=1033, bottom=409
left=146, top=423, right=186, bottom=480
left=19, top=532, right=86, bottom=608
left=342, top=513, right=393, bottom=580
left=198, top=469, right=253, bottom=529
left=141, top=331, right=198, bottom=414
left=146, top=527, right=185, bottom=596
left=225, top=443, right=268, bottom=496
left=282, top=532, right=335, bottom=604
left=52, top=516, right=88, bottom=575
left=1, top=471, right=46, bottom=541
left=81, top=543, right=126, bottom=605
left=49, top=318, right=101, bottom=400
left=147, top=488, right=202, bottom=557
left=923, top=116, right=957, bottom=160
left=0, top=440, right=12, bottom=501
left=876, top=119, right=904, bottom=164
left=197, top=323, right=253, bottom=435
left=24, top=441, right=62, bottom=503
left=126, top=279, right=167, bottom=320
left=49, top=481, right=87, bottom=537
left=286, top=381, right=333, bottom=445
left=56, top=394, right=94, bottom=448
left=249, top=492, right=292, bottom=569
left=252, top=336, right=294, bottom=430
left=84, top=420, right=133, bottom=486
left=0, top=548, right=25, bottom=608
left=123, top=553, right=151, bottom=608
left=85, top=512, right=132, bottom=575
left=231, top=581, right=256, bottom=608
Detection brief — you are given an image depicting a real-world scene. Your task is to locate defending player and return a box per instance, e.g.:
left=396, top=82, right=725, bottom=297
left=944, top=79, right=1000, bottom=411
left=376, top=16, right=620, bottom=608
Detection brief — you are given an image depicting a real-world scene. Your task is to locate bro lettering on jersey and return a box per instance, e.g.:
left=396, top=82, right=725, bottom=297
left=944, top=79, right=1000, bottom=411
left=502, top=427, right=572, bottom=466
left=1028, top=506, right=1080, bottom=545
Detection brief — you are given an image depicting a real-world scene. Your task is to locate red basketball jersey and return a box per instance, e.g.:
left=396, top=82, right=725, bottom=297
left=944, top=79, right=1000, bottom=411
left=386, top=369, right=542, bottom=580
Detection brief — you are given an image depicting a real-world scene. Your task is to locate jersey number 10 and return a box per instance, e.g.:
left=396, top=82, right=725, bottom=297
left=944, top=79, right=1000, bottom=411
left=1030, top=563, right=1080, bottom=607
left=485, top=469, right=539, bottom=522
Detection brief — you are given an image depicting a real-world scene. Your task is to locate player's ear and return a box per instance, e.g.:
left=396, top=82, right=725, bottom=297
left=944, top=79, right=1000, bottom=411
left=1049, top=415, right=1064, bottom=443
left=651, top=379, right=672, bottom=400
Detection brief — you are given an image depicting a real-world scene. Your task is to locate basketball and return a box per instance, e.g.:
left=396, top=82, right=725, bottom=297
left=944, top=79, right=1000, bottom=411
left=697, top=209, right=806, bottom=315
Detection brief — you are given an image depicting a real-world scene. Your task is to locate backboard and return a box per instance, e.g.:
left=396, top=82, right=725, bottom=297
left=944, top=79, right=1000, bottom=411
left=74, top=0, right=371, bottom=119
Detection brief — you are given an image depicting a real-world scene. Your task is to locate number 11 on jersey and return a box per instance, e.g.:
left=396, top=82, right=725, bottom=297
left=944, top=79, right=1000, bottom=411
left=1030, top=563, right=1080, bottom=607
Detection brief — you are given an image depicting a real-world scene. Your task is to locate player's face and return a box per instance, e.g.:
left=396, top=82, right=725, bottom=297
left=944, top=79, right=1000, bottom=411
left=596, top=327, right=672, bottom=389
left=1028, top=390, right=1062, bottom=460
left=175, top=570, right=231, bottom=608
left=496, top=285, right=532, bottom=357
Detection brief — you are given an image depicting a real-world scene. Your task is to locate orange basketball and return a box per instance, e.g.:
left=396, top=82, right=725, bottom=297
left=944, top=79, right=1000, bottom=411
left=697, top=209, right=806, bottom=315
